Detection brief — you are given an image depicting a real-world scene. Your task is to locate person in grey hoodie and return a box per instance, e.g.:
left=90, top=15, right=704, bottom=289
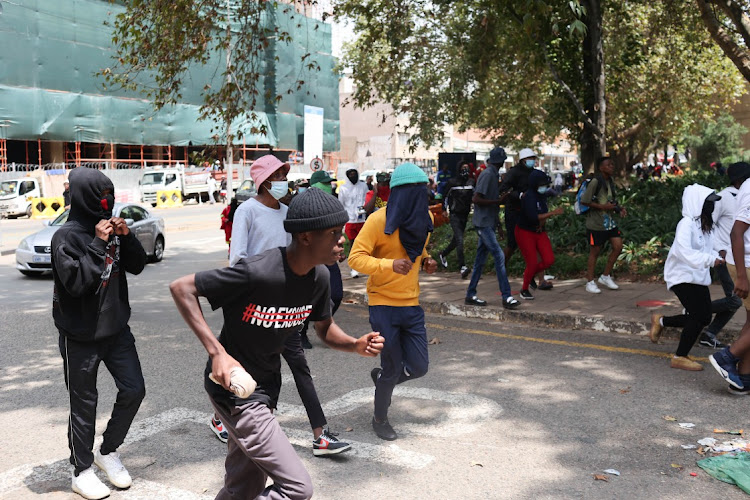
left=648, top=184, right=723, bottom=371
left=52, top=167, right=147, bottom=499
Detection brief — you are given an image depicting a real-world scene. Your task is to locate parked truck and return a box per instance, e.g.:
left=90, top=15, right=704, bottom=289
left=0, top=178, right=44, bottom=218
left=139, top=166, right=214, bottom=205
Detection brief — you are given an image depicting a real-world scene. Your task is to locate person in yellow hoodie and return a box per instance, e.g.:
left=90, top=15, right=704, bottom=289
left=349, top=162, right=438, bottom=441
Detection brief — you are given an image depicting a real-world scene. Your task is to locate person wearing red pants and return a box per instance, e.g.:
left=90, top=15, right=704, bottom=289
left=514, top=170, right=564, bottom=300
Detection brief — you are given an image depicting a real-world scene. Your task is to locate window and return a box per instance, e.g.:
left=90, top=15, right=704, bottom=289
left=129, top=206, right=147, bottom=222
left=165, top=174, right=177, bottom=185
left=19, top=181, right=35, bottom=195
left=119, top=206, right=133, bottom=220
left=398, top=133, right=410, bottom=146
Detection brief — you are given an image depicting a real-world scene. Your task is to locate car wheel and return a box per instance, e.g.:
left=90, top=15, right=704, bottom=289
left=19, top=270, right=43, bottom=277
left=151, top=235, right=165, bottom=263
left=25, top=204, right=32, bottom=218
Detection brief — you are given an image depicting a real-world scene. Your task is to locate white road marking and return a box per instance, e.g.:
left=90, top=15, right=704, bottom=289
left=284, top=428, right=434, bottom=469
left=1, top=387, right=501, bottom=495
left=277, top=386, right=502, bottom=437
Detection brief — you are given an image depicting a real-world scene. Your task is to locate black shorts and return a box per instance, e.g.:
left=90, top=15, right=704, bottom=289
left=588, top=227, right=622, bottom=247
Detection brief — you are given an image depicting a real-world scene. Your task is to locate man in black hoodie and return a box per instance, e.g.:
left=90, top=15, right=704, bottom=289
left=52, top=167, right=147, bottom=499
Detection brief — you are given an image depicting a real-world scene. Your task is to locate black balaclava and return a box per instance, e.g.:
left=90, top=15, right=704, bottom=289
left=67, top=167, right=115, bottom=232
left=385, top=183, right=433, bottom=262
left=459, top=167, right=470, bottom=181
left=346, top=169, right=359, bottom=185
left=701, top=198, right=716, bottom=234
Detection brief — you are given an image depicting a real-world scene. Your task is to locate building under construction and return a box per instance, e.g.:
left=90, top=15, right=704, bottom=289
left=0, top=0, right=340, bottom=171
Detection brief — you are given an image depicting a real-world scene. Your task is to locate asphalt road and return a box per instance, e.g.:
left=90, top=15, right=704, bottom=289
left=0, top=205, right=748, bottom=499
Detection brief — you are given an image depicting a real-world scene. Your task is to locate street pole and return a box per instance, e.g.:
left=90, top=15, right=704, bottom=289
left=225, top=0, right=234, bottom=201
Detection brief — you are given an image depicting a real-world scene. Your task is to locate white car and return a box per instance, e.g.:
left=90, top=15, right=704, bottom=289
left=15, top=203, right=166, bottom=277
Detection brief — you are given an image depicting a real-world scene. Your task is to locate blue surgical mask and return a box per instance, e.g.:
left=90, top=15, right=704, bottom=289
left=297, top=186, right=308, bottom=194
left=268, top=181, right=288, bottom=200
left=524, top=159, right=536, bottom=168
left=537, top=186, right=549, bottom=194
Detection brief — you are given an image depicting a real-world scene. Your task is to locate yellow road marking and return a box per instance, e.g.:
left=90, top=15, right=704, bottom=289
left=425, top=323, right=709, bottom=362
left=339, top=304, right=709, bottom=362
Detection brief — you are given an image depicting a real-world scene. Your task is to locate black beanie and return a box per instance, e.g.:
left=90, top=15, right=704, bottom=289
left=284, top=187, right=349, bottom=233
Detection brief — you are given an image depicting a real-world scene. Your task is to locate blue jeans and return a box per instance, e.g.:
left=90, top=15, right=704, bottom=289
left=369, top=305, right=429, bottom=421
left=466, top=225, right=512, bottom=300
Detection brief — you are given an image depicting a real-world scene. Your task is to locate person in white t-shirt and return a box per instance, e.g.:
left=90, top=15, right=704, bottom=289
left=338, top=168, right=369, bottom=278
left=701, top=164, right=750, bottom=348
left=711, top=162, right=750, bottom=394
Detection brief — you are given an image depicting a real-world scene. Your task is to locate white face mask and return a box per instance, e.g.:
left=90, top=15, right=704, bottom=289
left=267, top=181, right=288, bottom=200
left=537, top=186, right=549, bottom=194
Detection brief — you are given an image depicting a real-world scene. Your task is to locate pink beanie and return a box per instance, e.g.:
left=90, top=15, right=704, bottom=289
left=251, top=155, right=290, bottom=188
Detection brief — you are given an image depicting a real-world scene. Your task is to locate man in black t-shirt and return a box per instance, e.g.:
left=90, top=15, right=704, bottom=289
left=170, top=189, right=384, bottom=499
left=438, top=165, right=475, bottom=278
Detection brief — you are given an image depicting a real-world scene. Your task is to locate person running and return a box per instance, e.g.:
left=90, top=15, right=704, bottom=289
left=515, top=171, right=564, bottom=300
left=338, top=168, right=369, bottom=278
left=498, top=148, right=551, bottom=290
left=51, top=167, right=147, bottom=499
left=465, top=147, right=520, bottom=309
left=221, top=155, right=349, bottom=455
left=349, top=162, right=438, bottom=441
left=170, top=189, right=384, bottom=498
left=649, top=184, right=723, bottom=370
left=207, top=174, right=218, bottom=204
left=580, top=156, right=628, bottom=294
left=438, top=164, right=475, bottom=279
left=700, top=163, right=750, bottom=348
left=220, top=198, right=239, bottom=258
left=708, top=170, right=750, bottom=393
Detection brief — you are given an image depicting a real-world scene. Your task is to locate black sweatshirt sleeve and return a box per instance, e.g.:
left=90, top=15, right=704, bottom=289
left=119, top=232, right=147, bottom=275
left=54, top=236, right=108, bottom=298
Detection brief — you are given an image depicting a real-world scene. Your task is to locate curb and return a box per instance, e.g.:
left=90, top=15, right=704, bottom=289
left=342, top=290, right=742, bottom=343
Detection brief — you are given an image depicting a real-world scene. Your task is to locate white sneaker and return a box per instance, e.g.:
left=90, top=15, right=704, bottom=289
left=94, top=449, right=132, bottom=489
left=585, top=280, right=601, bottom=294
left=72, top=468, right=110, bottom=499
left=350, top=269, right=360, bottom=278
left=598, top=274, right=619, bottom=290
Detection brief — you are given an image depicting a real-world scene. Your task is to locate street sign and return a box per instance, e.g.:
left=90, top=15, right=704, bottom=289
left=310, top=157, right=324, bottom=171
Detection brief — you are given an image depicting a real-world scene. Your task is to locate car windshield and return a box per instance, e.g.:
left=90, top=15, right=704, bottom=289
left=0, top=181, right=18, bottom=196
left=239, top=180, right=254, bottom=191
left=142, top=173, right=164, bottom=185
left=50, top=209, right=70, bottom=226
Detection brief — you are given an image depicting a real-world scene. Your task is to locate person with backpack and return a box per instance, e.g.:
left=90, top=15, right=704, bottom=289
left=579, top=156, right=628, bottom=294
left=515, top=171, right=565, bottom=300
left=648, top=184, right=723, bottom=371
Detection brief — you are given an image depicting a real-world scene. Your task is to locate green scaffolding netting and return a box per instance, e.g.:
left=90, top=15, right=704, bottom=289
left=0, top=0, right=339, bottom=149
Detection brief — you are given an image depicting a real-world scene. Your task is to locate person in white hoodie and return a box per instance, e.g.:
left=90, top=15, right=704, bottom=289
left=338, top=168, right=369, bottom=278
left=649, top=184, right=723, bottom=371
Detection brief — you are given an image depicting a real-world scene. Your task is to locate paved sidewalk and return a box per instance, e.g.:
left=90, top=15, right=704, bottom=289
left=340, top=264, right=745, bottom=343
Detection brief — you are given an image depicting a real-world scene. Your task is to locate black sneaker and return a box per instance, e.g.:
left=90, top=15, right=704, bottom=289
left=520, top=289, right=534, bottom=300
left=537, top=281, right=553, bottom=291
left=699, top=333, right=726, bottom=349
left=460, top=266, right=470, bottom=279
left=727, top=385, right=750, bottom=396
left=465, top=296, right=487, bottom=306
left=210, top=417, right=229, bottom=444
left=438, top=253, right=448, bottom=268
left=372, top=417, right=397, bottom=441
left=502, top=296, right=520, bottom=310
left=313, top=427, right=352, bottom=456
left=301, top=333, right=313, bottom=350
left=371, top=367, right=382, bottom=385
left=529, top=278, right=538, bottom=290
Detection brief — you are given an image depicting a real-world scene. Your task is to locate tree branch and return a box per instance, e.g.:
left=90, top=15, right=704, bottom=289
left=697, top=0, right=750, bottom=82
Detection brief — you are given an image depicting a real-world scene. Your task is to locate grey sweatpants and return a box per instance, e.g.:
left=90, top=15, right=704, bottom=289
left=210, top=398, right=313, bottom=500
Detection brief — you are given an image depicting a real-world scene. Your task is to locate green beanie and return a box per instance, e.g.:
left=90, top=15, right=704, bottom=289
left=389, top=163, right=428, bottom=188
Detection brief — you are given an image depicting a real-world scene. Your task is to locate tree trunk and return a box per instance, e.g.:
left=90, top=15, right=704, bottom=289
left=696, top=0, right=750, bottom=83
left=580, top=0, right=606, bottom=173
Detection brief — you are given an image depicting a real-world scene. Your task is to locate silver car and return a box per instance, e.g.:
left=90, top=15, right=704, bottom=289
left=15, top=203, right=166, bottom=277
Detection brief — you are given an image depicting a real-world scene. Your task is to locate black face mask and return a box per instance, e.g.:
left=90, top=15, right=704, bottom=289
left=347, top=172, right=359, bottom=184
left=459, top=170, right=469, bottom=180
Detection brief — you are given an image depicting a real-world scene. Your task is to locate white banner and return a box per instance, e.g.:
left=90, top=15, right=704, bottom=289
left=303, top=105, right=324, bottom=167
